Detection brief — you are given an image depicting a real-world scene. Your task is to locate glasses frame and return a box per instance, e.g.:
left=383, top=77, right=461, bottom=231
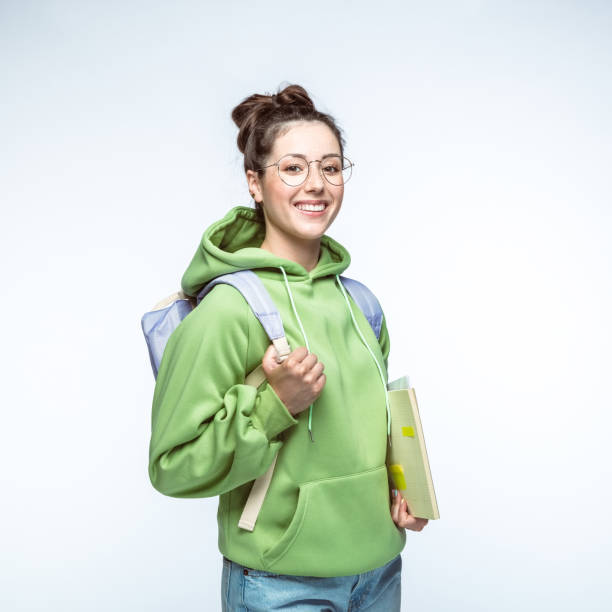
left=255, top=154, right=354, bottom=187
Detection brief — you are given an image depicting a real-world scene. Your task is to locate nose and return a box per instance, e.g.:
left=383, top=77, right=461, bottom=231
left=304, top=160, right=325, bottom=192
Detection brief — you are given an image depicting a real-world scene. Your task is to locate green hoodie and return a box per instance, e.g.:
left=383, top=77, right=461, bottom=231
left=148, top=205, right=406, bottom=577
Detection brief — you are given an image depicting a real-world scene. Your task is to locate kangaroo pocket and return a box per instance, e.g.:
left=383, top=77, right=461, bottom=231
left=261, top=465, right=406, bottom=577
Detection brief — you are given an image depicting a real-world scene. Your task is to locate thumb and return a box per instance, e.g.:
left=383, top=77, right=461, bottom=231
left=261, top=343, right=281, bottom=375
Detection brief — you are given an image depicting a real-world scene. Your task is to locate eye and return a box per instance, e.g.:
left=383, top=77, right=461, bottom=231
left=279, top=156, right=307, bottom=174
left=323, top=165, right=339, bottom=174
left=322, top=158, right=342, bottom=174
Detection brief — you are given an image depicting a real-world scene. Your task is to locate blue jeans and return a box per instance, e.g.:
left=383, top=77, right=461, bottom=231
left=221, top=553, right=402, bottom=611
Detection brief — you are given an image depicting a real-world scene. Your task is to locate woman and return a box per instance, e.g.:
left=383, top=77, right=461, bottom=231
left=148, top=84, right=428, bottom=611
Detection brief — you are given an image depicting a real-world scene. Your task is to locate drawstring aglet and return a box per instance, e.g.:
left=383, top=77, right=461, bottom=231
left=309, top=428, right=315, bottom=443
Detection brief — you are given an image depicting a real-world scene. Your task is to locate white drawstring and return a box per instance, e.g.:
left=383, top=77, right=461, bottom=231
left=278, top=267, right=315, bottom=442
left=335, top=275, right=392, bottom=446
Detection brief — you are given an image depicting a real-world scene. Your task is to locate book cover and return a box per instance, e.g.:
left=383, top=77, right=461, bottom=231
left=386, top=376, right=440, bottom=520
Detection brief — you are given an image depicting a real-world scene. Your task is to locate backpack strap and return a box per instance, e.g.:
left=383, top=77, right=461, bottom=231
left=196, top=270, right=289, bottom=532
left=141, top=272, right=292, bottom=380
left=338, top=276, right=384, bottom=339
left=197, top=270, right=291, bottom=360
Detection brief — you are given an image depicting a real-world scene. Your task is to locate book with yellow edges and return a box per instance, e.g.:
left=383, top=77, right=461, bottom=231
left=386, top=376, right=440, bottom=520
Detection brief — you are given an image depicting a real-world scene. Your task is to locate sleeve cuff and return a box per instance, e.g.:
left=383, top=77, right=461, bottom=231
left=251, top=381, right=299, bottom=440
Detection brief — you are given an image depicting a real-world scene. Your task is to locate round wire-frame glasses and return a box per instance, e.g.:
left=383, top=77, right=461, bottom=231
left=255, top=154, right=354, bottom=187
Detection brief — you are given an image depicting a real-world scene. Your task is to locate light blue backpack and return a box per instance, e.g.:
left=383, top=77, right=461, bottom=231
left=141, top=269, right=383, bottom=380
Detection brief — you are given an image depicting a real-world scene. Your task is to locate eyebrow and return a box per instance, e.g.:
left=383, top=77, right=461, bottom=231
left=284, top=153, right=342, bottom=159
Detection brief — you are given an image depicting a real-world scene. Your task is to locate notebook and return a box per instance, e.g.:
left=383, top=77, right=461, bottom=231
left=386, top=376, right=440, bottom=520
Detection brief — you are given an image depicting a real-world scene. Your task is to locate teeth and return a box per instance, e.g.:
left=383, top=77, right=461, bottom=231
left=296, top=203, right=326, bottom=212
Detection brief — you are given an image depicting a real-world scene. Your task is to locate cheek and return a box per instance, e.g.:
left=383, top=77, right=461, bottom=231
left=267, top=183, right=298, bottom=206
left=333, top=186, right=344, bottom=205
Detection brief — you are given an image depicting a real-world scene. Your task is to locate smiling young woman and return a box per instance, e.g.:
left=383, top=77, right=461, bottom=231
left=246, top=121, right=345, bottom=272
left=148, top=84, right=427, bottom=612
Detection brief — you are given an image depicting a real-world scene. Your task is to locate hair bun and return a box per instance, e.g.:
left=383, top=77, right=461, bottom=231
left=231, top=84, right=316, bottom=153
left=273, top=84, right=315, bottom=110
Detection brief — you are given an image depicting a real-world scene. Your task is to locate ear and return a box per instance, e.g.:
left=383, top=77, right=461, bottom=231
left=246, top=170, right=264, bottom=204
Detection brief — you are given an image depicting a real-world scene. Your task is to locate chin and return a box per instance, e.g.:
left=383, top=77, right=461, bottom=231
left=293, top=221, right=329, bottom=239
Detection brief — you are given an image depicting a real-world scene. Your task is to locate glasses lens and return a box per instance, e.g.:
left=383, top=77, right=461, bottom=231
left=278, top=156, right=308, bottom=186
left=322, top=155, right=352, bottom=186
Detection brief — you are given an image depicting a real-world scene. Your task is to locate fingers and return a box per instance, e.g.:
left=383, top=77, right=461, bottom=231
left=303, top=360, right=324, bottom=384
left=286, top=352, right=317, bottom=375
left=285, top=346, right=309, bottom=367
left=261, top=345, right=327, bottom=416
left=390, top=491, right=429, bottom=532
left=313, top=373, right=326, bottom=394
left=300, top=352, right=320, bottom=372
left=284, top=348, right=325, bottom=379
left=391, top=489, right=400, bottom=524
left=263, top=345, right=312, bottom=371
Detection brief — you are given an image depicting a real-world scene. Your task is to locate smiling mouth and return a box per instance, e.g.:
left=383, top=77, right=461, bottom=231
left=294, top=202, right=328, bottom=212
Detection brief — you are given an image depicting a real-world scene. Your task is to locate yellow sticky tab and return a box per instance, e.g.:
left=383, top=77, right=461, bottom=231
left=402, top=426, right=415, bottom=437
left=389, top=464, right=407, bottom=490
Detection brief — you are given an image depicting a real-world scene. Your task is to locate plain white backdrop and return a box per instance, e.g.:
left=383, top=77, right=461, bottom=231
left=1, top=1, right=611, bottom=610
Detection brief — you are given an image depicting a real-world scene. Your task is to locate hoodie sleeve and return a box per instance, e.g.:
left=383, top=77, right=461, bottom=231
left=148, top=284, right=299, bottom=498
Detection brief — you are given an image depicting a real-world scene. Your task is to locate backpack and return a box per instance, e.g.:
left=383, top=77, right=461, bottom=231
left=142, top=270, right=383, bottom=380
left=141, top=269, right=383, bottom=530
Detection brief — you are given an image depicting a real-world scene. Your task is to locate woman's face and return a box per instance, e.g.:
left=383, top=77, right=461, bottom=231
left=247, top=121, right=344, bottom=246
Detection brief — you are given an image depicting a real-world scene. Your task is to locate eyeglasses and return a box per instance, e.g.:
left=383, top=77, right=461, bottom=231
left=255, top=154, right=354, bottom=187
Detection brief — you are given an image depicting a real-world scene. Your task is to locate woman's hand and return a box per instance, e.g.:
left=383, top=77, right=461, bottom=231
left=390, top=489, right=429, bottom=532
left=262, top=345, right=326, bottom=417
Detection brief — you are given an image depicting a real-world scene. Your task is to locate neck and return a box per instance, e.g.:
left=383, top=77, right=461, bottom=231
left=260, top=232, right=322, bottom=272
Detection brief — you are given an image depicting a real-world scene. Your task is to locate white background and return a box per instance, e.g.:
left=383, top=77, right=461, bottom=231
left=2, top=1, right=611, bottom=610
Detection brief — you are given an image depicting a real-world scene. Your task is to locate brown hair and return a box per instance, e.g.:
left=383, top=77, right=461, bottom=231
left=231, top=83, right=346, bottom=216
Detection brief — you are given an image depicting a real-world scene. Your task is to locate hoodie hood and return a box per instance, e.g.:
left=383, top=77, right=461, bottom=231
left=181, top=205, right=351, bottom=296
